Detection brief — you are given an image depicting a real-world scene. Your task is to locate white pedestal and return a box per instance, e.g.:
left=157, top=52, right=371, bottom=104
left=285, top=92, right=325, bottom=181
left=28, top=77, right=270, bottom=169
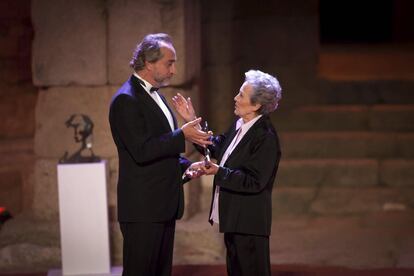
left=56, top=161, right=111, bottom=276
left=48, top=267, right=122, bottom=276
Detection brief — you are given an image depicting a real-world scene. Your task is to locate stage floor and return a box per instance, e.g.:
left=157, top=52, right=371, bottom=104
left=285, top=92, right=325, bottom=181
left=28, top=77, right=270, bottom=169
left=1, top=265, right=414, bottom=276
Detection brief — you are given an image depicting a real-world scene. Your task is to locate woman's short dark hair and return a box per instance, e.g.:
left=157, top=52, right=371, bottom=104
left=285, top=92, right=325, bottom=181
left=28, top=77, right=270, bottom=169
left=130, top=33, right=173, bottom=71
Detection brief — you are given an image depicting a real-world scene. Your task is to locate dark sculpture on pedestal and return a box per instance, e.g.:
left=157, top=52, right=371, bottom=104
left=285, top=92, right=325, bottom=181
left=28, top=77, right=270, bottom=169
left=59, top=114, right=101, bottom=164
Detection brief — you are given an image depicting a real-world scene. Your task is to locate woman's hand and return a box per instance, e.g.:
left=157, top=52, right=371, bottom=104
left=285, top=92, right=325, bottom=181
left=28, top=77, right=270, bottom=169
left=184, top=160, right=219, bottom=179
left=201, top=160, right=219, bottom=175
left=172, top=93, right=196, bottom=123
left=184, top=161, right=205, bottom=179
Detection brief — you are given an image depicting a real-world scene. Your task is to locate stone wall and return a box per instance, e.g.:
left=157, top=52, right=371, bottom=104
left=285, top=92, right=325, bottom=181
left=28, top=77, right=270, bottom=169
left=0, top=0, right=36, bottom=217
left=201, top=0, right=320, bottom=133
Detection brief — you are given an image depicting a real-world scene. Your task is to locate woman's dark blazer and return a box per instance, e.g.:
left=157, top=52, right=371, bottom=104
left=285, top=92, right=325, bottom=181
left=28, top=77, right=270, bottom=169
left=206, top=115, right=281, bottom=236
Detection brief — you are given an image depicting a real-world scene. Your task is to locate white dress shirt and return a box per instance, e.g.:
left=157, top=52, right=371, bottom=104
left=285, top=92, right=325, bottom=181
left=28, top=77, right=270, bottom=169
left=133, top=73, right=175, bottom=131
left=210, top=114, right=263, bottom=224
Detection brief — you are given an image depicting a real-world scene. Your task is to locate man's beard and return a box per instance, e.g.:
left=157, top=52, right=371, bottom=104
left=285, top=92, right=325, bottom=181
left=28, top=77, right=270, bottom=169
left=154, top=74, right=171, bottom=87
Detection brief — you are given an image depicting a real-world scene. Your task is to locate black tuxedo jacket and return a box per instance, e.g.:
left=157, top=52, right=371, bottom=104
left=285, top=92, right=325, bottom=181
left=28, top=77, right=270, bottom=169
left=109, top=75, right=191, bottom=223
left=206, top=115, right=281, bottom=236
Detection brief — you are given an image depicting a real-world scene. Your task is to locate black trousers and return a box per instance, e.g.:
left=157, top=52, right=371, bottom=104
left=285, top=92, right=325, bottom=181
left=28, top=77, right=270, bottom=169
left=120, top=220, right=176, bottom=276
left=224, top=232, right=271, bottom=276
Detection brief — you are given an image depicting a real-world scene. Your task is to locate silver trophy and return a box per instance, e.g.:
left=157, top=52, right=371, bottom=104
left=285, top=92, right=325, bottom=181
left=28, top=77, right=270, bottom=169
left=202, top=121, right=211, bottom=168
left=182, top=120, right=212, bottom=180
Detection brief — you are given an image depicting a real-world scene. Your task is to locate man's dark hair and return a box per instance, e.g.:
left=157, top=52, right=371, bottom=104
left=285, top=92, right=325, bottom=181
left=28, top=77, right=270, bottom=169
left=130, top=33, right=173, bottom=71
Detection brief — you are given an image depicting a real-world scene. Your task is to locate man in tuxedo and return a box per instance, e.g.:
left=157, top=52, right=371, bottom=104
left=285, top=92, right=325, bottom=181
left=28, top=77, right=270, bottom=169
left=109, top=33, right=211, bottom=276
left=175, top=70, right=282, bottom=276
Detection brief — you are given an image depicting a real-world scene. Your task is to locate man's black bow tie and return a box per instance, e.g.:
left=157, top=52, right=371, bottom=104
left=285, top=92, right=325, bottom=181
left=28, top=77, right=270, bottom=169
left=150, top=87, right=159, bottom=93
left=136, top=77, right=158, bottom=93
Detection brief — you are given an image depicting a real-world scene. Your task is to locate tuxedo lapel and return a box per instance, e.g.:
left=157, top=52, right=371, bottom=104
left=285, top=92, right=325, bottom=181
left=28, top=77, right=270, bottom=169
left=159, top=94, right=178, bottom=129
left=217, top=122, right=238, bottom=163
left=129, top=76, right=173, bottom=132
left=223, top=116, right=266, bottom=165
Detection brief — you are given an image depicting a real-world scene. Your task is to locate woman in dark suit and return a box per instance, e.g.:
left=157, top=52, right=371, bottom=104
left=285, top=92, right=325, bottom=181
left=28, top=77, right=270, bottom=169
left=173, top=69, right=282, bottom=276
